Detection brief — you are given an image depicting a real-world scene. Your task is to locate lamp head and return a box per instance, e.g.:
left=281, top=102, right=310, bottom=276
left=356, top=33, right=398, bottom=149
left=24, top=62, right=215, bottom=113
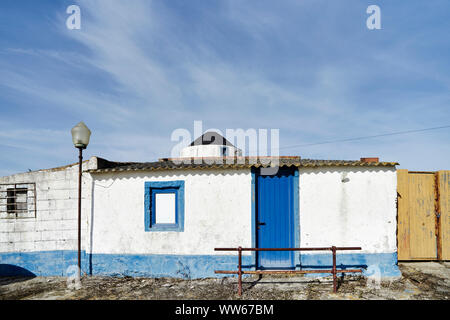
left=71, top=121, right=91, bottom=149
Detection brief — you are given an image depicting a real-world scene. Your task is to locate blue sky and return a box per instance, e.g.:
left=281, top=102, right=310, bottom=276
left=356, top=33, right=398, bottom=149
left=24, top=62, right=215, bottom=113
left=0, top=0, right=449, bottom=176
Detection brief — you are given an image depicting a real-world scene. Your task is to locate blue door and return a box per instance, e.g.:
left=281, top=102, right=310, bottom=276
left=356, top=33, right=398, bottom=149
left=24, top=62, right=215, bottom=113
left=256, top=167, right=296, bottom=269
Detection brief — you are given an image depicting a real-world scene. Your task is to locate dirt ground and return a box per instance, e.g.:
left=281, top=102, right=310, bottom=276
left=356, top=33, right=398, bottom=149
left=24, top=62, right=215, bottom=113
left=0, top=262, right=449, bottom=300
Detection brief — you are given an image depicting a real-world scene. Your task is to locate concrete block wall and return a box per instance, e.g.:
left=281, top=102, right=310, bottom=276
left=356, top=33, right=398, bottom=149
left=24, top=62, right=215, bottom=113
left=0, top=159, right=96, bottom=275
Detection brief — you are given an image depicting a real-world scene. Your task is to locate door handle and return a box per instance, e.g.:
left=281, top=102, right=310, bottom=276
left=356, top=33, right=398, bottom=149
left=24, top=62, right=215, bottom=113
left=257, top=222, right=266, bottom=226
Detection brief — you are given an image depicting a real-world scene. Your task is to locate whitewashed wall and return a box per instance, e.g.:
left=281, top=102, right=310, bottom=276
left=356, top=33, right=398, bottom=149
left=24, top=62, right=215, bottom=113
left=1, top=160, right=398, bottom=276
left=0, top=160, right=94, bottom=254
left=298, top=167, right=397, bottom=254
left=89, top=169, right=252, bottom=256
left=90, top=166, right=397, bottom=257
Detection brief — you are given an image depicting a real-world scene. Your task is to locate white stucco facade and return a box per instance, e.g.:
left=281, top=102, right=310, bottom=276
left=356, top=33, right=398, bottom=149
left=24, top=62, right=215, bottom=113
left=88, top=166, right=397, bottom=258
left=89, top=169, right=253, bottom=256
left=298, top=167, right=397, bottom=254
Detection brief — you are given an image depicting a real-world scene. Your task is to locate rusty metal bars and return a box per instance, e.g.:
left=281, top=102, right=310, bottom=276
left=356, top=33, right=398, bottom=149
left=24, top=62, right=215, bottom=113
left=332, top=246, right=337, bottom=293
left=238, top=246, right=242, bottom=296
left=215, top=246, right=363, bottom=296
left=0, top=183, right=36, bottom=218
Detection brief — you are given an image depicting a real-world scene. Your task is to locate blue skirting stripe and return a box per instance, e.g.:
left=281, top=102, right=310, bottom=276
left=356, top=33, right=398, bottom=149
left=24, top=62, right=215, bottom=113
left=0, top=251, right=400, bottom=278
left=0, top=250, right=89, bottom=277
left=88, top=253, right=255, bottom=278
left=0, top=251, right=254, bottom=278
left=299, top=252, right=401, bottom=277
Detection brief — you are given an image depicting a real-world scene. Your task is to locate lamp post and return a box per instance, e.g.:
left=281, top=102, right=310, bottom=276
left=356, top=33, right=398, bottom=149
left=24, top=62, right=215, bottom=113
left=71, top=122, right=91, bottom=280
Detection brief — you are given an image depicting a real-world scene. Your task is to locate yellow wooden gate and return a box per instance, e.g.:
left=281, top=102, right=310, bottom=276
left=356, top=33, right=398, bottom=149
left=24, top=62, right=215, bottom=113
left=397, top=170, right=450, bottom=260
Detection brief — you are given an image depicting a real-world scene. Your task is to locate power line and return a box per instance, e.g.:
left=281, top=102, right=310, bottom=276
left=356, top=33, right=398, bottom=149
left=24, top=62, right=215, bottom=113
left=278, top=125, right=450, bottom=150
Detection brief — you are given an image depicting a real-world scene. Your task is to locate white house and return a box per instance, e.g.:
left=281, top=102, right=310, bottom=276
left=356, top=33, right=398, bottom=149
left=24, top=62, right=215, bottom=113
left=0, top=132, right=400, bottom=278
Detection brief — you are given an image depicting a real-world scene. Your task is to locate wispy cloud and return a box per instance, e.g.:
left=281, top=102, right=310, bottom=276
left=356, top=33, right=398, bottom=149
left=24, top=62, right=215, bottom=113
left=0, top=0, right=449, bottom=175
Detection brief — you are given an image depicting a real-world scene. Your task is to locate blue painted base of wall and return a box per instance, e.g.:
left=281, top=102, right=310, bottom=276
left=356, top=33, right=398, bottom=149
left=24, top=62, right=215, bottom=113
left=88, top=253, right=254, bottom=279
left=0, top=251, right=254, bottom=279
left=298, top=252, right=401, bottom=278
left=0, top=251, right=400, bottom=278
left=0, top=250, right=88, bottom=277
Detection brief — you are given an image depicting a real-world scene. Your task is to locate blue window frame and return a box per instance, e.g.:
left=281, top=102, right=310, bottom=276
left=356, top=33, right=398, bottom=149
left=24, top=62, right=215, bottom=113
left=145, top=181, right=185, bottom=232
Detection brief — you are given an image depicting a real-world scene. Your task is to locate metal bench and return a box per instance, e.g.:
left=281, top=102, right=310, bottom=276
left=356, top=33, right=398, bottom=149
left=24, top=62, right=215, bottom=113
left=215, top=246, right=363, bottom=296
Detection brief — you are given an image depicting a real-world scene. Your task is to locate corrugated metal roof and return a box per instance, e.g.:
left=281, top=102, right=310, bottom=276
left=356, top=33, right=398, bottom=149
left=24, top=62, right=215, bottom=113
left=87, top=157, right=398, bottom=174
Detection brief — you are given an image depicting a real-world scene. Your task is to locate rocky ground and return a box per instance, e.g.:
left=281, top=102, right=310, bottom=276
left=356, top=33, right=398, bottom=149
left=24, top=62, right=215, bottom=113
left=0, top=262, right=449, bottom=300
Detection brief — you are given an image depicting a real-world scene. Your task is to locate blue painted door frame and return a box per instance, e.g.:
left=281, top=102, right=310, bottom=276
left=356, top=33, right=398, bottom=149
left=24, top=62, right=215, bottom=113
left=254, top=167, right=299, bottom=269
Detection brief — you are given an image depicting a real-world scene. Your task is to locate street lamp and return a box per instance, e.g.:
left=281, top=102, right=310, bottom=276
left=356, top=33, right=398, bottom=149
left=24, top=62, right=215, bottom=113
left=71, top=122, right=91, bottom=280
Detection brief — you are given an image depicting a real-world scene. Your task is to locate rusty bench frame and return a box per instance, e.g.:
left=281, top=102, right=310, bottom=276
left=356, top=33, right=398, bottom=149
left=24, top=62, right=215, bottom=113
left=215, top=246, right=363, bottom=296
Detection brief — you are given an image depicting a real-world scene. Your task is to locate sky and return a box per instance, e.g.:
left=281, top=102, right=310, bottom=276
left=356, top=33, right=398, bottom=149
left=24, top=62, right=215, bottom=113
left=0, top=0, right=449, bottom=176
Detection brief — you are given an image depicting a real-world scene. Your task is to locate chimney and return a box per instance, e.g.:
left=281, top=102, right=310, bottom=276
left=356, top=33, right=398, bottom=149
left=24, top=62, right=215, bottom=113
left=360, top=157, right=379, bottom=163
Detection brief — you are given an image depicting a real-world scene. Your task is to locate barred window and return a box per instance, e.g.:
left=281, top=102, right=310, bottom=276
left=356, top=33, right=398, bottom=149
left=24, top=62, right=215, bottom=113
left=0, top=183, right=36, bottom=219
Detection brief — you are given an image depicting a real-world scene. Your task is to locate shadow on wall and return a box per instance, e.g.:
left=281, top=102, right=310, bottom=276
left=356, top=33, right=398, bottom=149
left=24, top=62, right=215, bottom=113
left=0, top=264, right=36, bottom=279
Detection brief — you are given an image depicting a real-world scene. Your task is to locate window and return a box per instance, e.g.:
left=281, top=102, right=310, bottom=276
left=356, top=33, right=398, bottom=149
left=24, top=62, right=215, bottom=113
left=8, top=188, right=27, bottom=213
left=145, top=181, right=184, bottom=231
left=0, top=183, right=36, bottom=219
